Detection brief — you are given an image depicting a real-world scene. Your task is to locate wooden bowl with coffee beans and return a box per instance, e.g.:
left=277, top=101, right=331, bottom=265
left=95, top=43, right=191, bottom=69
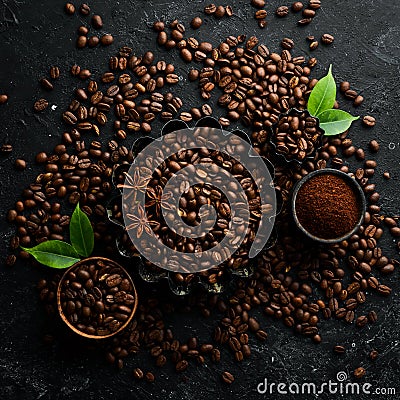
left=57, top=257, right=138, bottom=339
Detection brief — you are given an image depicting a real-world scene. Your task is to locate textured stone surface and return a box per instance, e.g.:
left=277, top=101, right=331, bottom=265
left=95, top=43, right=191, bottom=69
left=0, top=0, right=399, bottom=399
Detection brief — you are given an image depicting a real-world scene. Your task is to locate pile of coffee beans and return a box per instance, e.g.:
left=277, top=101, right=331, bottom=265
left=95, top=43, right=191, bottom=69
left=272, top=110, right=323, bottom=161
left=295, top=172, right=361, bottom=239
left=5, top=1, right=397, bottom=385
left=59, top=258, right=136, bottom=337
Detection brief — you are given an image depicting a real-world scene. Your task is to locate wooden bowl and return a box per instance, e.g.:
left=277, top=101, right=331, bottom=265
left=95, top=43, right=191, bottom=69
left=57, top=257, right=138, bottom=339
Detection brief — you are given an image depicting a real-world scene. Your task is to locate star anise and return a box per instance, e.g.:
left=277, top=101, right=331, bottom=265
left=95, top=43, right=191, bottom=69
left=125, top=204, right=158, bottom=238
left=145, top=185, right=174, bottom=216
left=117, top=168, right=151, bottom=202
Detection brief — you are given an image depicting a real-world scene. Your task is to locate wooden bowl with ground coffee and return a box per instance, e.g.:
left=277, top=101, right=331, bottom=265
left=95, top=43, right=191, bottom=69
left=291, top=168, right=366, bottom=244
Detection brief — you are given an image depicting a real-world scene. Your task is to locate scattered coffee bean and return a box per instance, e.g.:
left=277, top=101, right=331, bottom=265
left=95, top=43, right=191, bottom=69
left=321, top=33, right=334, bottom=44
left=133, top=368, right=144, bottom=380
left=221, top=371, right=234, bottom=384
left=64, top=2, right=75, bottom=15
left=291, top=1, right=304, bottom=12
left=88, top=36, right=100, bottom=47
left=153, top=21, right=165, bottom=31
left=340, top=81, right=350, bottom=93
left=369, top=350, right=378, bottom=360
left=100, top=34, right=114, bottom=46
left=276, top=6, right=289, bottom=17
left=281, top=37, right=294, bottom=50
left=92, top=15, right=103, bottom=29
left=49, top=66, right=60, bottom=79
left=0, top=143, right=12, bottom=153
left=145, top=372, right=155, bottom=383
left=191, top=17, right=203, bottom=29
left=33, top=99, right=49, bottom=112
left=15, top=159, right=27, bottom=171
left=362, top=115, right=376, bottom=127
left=353, top=367, right=366, bottom=379
left=368, top=140, right=379, bottom=152
left=204, top=4, right=217, bottom=14
left=333, top=345, right=346, bottom=354
left=0, top=94, right=8, bottom=104
left=353, top=95, right=364, bottom=107
left=225, top=5, right=233, bottom=16
left=251, top=0, right=265, bottom=7
left=79, top=3, right=90, bottom=15
left=5, top=254, right=16, bottom=266
left=215, top=5, right=226, bottom=18
left=77, top=35, right=88, bottom=48
left=40, top=78, right=54, bottom=91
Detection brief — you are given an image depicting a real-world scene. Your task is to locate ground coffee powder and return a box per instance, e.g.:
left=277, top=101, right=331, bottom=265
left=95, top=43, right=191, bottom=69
left=295, top=173, right=360, bottom=239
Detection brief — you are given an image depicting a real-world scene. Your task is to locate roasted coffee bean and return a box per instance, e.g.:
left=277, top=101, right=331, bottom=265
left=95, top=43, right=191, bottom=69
left=79, top=3, right=90, bottom=15
left=101, top=34, right=114, bottom=46
left=5, top=254, right=16, bottom=266
left=292, top=1, right=304, bottom=12
left=296, top=17, right=312, bottom=26
left=369, top=350, right=378, bottom=361
left=50, top=66, right=60, bottom=79
left=353, top=367, right=366, bottom=379
left=92, top=15, right=103, bottom=29
left=76, top=36, right=87, bottom=48
left=221, top=371, right=234, bottom=384
left=153, top=21, right=164, bottom=31
left=354, top=95, right=364, bottom=107
left=40, top=78, right=54, bottom=90
left=251, top=0, right=265, bottom=7
left=34, top=99, right=49, bottom=112
left=276, top=6, right=289, bottom=17
left=320, top=33, right=334, bottom=45
left=362, top=115, right=376, bottom=127
left=204, top=3, right=217, bottom=14
left=0, top=94, right=8, bottom=104
left=64, top=2, right=75, bottom=15
left=15, top=159, right=27, bottom=171
left=1, top=143, right=12, bottom=153
left=281, top=37, right=294, bottom=50
left=191, top=17, right=203, bottom=29
left=145, top=372, right=155, bottom=383
left=333, top=345, right=345, bottom=354
left=367, top=311, right=377, bottom=324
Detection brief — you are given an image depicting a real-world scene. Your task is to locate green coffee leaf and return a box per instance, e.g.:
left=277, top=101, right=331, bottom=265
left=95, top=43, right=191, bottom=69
left=318, top=109, right=359, bottom=136
left=22, top=240, right=80, bottom=269
left=70, top=202, right=94, bottom=257
left=307, top=65, right=336, bottom=117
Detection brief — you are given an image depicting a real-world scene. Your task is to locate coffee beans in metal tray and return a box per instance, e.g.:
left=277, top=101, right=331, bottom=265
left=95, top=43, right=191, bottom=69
left=271, top=108, right=324, bottom=162
left=107, top=118, right=281, bottom=295
left=57, top=257, right=137, bottom=338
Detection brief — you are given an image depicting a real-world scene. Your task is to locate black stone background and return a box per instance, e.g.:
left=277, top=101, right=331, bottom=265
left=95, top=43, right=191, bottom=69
left=0, top=1, right=399, bottom=399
